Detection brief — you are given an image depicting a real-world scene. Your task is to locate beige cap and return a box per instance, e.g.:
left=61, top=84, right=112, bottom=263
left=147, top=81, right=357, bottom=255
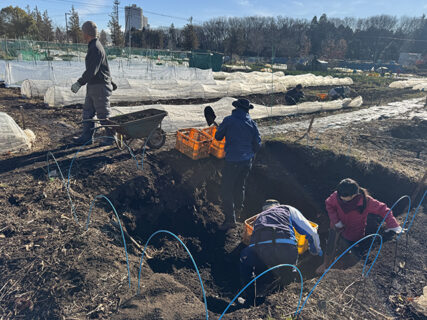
left=82, top=21, right=98, bottom=37
left=262, top=199, right=280, bottom=211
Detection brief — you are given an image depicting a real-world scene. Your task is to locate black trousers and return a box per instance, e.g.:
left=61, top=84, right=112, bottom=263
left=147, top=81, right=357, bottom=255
left=220, top=159, right=252, bottom=223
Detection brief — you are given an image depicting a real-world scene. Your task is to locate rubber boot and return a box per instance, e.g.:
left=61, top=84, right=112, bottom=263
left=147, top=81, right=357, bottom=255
left=99, top=127, right=115, bottom=146
left=73, top=121, right=94, bottom=145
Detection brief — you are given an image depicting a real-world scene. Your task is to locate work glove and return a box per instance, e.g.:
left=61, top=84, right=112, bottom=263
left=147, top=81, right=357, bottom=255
left=112, top=81, right=117, bottom=91
left=385, top=226, right=403, bottom=234
left=309, top=242, right=323, bottom=257
left=71, top=82, right=82, bottom=93
left=335, top=221, right=344, bottom=229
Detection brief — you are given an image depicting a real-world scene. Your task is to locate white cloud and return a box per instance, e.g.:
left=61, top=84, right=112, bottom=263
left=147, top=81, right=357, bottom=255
left=237, top=0, right=252, bottom=7
left=292, top=1, right=304, bottom=7
left=77, top=0, right=109, bottom=17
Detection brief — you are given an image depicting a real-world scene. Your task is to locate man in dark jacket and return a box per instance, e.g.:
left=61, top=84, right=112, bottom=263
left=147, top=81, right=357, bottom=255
left=71, top=21, right=114, bottom=145
left=239, top=200, right=322, bottom=305
left=215, top=98, right=261, bottom=230
left=285, top=84, right=304, bottom=105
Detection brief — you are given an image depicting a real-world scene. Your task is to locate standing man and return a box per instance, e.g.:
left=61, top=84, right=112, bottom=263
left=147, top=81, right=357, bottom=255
left=215, top=98, right=261, bottom=230
left=71, top=21, right=114, bottom=145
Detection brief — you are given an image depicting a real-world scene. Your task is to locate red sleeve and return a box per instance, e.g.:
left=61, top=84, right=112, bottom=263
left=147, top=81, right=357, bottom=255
left=366, top=196, right=399, bottom=228
left=325, top=192, right=340, bottom=228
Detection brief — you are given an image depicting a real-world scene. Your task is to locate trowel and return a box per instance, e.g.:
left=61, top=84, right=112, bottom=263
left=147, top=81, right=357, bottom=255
left=204, top=106, right=218, bottom=127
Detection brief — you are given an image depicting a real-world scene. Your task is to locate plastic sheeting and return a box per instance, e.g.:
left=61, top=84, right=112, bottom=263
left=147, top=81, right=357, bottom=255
left=0, top=60, right=5, bottom=81
left=214, top=71, right=353, bottom=86
left=4, top=60, right=215, bottom=86
left=109, top=96, right=363, bottom=133
left=44, top=74, right=355, bottom=107
left=389, top=78, right=427, bottom=90
left=21, top=78, right=132, bottom=98
left=0, top=112, right=36, bottom=153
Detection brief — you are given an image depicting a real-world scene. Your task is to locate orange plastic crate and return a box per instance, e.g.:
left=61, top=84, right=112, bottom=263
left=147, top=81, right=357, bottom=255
left=243, top=213, right=318, bottom=255
left=176, top=128, right=212, bottom=160
left=202, top=126, right=226, bottom=159
left=316, top=93, right=328, bottom=100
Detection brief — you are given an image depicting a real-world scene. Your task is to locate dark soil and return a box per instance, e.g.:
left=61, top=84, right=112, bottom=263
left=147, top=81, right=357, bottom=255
left=0, top=86, right=426, bottom=320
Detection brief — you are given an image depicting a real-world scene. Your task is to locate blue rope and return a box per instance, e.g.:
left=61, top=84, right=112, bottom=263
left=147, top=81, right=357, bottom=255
left=66, top=136, right=138, bottom=221
left=86, top=194, right=132, bottom=289
left=363, top=195, right=410, bottom=275
left=137, top=230, right=209, bottom=320
left=46, top=151, right=78, bottom=222
left=67, top=129, right=156, bottom=209
left=406, top=190, right=426, bottom=234
left=296, top=233, right=383, bottom=316
left=218, top=264, right=303, bottom=320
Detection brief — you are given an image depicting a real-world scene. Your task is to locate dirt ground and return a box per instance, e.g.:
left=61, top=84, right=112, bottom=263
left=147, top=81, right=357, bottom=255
left=0, top=83, right=426, bottom=320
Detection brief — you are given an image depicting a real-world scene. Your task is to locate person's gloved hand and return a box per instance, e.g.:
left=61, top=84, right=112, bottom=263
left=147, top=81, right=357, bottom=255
left=335, top=221, right=344, bottom=229
left=71, top=82, right=82, bottom=93
left=309, top=242, right=323, bottom=256
left=335, top=221, right=345, bottom=232
left=385, top=226, right=403, bottom=234
left=112, top=81, right=117, bottom=91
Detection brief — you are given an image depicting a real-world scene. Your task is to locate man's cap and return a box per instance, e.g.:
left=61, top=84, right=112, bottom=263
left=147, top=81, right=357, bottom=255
left=262, top=199, right=280, bottom=211
left=232, top=98, right=254, bottom=110
left=82, top=21, right=98, bottom=37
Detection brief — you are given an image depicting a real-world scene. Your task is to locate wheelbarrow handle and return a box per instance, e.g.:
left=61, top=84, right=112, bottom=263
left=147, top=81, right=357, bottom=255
left=96, top=125, right=121, bottom=128
left=79, top=119, right=114, bottom=124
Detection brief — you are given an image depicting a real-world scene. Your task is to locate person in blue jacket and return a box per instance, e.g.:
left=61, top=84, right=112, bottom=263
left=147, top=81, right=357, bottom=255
left=215, top=98, right=261, bottom=230
left=239, top=199, right=322, bottom=305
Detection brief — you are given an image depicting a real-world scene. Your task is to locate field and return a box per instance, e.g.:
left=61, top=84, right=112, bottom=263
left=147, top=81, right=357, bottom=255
left=0, top=76, right=426, bottom=320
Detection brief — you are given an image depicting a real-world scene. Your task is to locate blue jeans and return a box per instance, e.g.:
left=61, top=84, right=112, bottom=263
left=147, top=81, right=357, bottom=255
left=221, top=159, right=252, bottom=223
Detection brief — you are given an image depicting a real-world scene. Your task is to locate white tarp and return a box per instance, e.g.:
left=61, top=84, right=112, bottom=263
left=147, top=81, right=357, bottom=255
left=0, top=112, right=36, bottom=154
left=109, top=96, right=363, bottom=133
left=44, top=73, right=355, bottom=107
left=4, top=60, right=215, bottom=86
left=260, top=97, right=425, bottom=135
left=0, top=60, right=5, bottom=81
left=389, top=78, right=427, bottom=90
left=21, top=78, right=131, bottom=98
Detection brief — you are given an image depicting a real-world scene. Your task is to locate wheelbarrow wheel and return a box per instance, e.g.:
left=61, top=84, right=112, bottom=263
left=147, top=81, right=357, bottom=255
left=147, top=128, right=166, bottom=149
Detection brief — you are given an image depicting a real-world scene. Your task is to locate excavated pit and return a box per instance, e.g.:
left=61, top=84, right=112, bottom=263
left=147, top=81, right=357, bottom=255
left=107, top=141, right=416, bottom=313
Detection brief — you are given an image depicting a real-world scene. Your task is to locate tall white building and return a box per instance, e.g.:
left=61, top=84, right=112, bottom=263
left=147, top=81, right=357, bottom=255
left=125, top=4, right=148, bottom=32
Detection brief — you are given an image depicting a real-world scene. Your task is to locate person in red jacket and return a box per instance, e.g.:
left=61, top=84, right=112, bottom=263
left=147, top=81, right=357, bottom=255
left=315, top=178, right=402, bottom=275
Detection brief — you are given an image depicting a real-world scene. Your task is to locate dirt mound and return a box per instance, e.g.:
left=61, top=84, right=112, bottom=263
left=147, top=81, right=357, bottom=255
left=390, top=118, right=427, bottom=139
left=112, top=274, right=206, bottom=320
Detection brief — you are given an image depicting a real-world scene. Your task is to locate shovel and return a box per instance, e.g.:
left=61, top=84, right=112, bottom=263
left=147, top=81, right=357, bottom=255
left=204, top=106, right=218, bottom=127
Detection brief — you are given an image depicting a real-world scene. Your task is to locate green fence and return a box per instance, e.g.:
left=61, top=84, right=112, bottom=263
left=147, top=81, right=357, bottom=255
left=0, top=39, right=224, bottom=70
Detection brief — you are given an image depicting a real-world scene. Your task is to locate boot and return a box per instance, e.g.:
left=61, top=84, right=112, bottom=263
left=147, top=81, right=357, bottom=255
left=99, top=127, right=115, bottom=146
left=73, top=121, right=94, bottom=145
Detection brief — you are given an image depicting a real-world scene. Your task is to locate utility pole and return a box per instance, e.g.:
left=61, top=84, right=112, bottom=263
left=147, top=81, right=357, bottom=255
left=65, top=12, right=69, bottom=43
left=114, top=0, right=120, bottom=24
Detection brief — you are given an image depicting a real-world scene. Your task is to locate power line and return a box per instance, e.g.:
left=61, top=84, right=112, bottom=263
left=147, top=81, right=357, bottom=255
left=28, top=0, right=199, bottom=23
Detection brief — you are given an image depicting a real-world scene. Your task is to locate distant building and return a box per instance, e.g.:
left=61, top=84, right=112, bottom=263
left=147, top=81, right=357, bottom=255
left=398, top=53, right=422, bottom=67
left=125, top=4, right=148, bottom=32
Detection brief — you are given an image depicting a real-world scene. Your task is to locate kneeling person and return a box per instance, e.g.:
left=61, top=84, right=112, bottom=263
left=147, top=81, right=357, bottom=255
left=240, top=200, right=322, bottom=304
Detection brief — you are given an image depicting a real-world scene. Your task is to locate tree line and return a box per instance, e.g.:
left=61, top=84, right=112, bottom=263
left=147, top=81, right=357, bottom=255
left=1, top=5, right=426, bottom=61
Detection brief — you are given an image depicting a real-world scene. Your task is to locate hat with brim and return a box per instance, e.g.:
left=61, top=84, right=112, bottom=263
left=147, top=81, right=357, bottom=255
left=232, top=98, right=254, bottom=110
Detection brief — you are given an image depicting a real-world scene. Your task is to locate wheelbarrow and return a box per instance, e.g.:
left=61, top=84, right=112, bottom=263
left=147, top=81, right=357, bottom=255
left=94, top=108, right=168, bottom=150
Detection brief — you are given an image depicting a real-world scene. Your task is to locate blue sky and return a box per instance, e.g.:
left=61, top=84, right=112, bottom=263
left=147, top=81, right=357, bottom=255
left=3, top=0, right=427, bottom=31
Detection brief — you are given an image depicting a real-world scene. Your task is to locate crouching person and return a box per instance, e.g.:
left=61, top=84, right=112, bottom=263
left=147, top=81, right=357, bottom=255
left=239, top=200, right=322, bottom=305
left=315, top=178, right=402, bottom=275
